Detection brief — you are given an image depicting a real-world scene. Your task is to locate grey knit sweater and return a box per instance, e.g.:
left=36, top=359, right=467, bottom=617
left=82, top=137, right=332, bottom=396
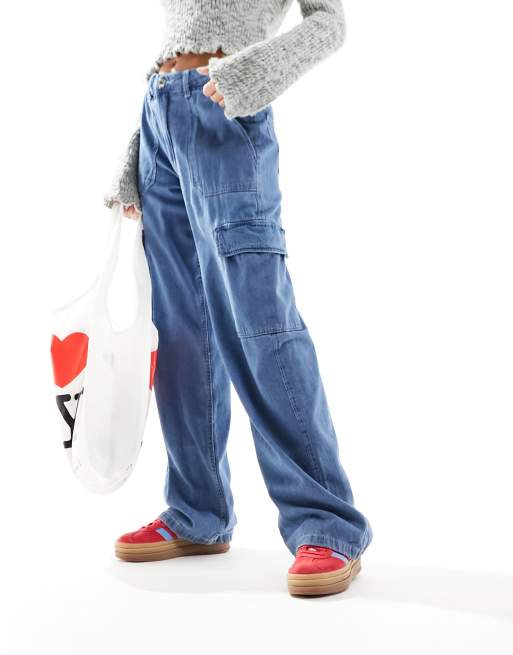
left=105, top=0, right=346, bottom=213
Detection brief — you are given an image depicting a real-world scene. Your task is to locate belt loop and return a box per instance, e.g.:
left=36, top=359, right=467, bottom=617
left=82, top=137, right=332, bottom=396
left=183, top=70, right=191, bottom=98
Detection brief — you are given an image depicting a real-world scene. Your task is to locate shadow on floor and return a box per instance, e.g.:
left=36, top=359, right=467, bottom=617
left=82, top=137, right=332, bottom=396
left=107, top=548, right=513, bottom=622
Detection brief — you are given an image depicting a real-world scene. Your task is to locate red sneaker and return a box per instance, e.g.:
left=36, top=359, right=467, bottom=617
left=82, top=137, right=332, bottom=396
left=115, top=518, right=230, bottom=562
left=287, top=545, right=362, bottom=596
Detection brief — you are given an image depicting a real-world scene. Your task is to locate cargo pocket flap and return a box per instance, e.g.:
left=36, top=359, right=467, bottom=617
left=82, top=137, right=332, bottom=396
left=215, top=221, right=287, bottom=257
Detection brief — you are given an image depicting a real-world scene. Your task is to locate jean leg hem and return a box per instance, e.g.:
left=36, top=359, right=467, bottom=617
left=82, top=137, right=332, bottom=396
left=159, top=510, right=234, bottom=545
left=292, top=533, right=371, bottom=560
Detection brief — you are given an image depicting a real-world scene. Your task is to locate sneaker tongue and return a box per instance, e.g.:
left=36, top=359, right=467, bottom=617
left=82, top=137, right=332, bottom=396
left=299, top=545, right=329, bottom=555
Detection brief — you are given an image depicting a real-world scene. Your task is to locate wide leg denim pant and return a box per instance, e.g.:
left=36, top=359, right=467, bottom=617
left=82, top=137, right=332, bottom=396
left=138, top=68, right=372, bottom=559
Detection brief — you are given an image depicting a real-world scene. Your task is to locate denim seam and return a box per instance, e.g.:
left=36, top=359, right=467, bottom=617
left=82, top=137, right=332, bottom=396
left=238, top=323, right=305, bottom=339
left=265, top=111, right=275, bottom=142
left=155, top=93, right=177, bottom=171
left=272, top=333, right=324, bottom=485
left=232, top=117, right=261, bottom=213
left=198, top=184, right=258, bottom=197
left=265, top=111, right=280, bottom=177
left=186, top=94, right=196, bottom=191
left=193, top=252, right=228, bottom=528
left=255, top=128, right=261, bottom=217
left=142, top=139, right=159, bottom=192
left=232, top=117, right=258, bottom=165
left=140, top=101, right=159, bottom=193
left=221, top=246, right=287, bottom=257
left=215, top=217, right=283, bottom=229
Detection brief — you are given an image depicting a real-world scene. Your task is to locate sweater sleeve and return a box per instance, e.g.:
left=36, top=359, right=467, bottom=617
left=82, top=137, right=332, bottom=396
left=104, top=126, right=142, bottom=214
left=207, top=0, right=346, bottom=120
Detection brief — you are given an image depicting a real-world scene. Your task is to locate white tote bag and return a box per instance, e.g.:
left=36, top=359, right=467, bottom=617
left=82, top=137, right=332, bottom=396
left=50, top=205, right=158, bottom=494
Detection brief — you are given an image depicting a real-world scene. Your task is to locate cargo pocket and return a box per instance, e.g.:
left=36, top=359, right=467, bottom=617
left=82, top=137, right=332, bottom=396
left=214, top=220, right=305, bottom=338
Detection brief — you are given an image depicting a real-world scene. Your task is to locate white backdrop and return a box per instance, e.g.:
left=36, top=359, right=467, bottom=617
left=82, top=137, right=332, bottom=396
left=2, top=1, right=513, bottom=653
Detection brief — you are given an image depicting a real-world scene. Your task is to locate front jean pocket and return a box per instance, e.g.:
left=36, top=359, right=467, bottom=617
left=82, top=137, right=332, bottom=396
left=215, top=220, right=304, bottom=338
left=190, top=93, right=259, bottom=196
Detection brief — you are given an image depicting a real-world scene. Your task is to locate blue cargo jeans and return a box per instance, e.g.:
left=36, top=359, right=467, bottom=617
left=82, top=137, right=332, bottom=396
left=138, top=68, right=372, bottom=559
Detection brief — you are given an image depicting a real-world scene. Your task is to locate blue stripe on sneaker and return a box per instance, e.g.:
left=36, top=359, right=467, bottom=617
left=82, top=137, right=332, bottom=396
left=331, top=551, right=350, bottom=564
left=156, top=527, right=174, bottom=541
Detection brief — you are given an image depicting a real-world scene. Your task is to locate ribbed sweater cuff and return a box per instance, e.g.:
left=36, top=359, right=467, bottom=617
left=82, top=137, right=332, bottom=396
left=208, top=50, right=278, bottom=119
left=104, top=128, right=142, bottom=213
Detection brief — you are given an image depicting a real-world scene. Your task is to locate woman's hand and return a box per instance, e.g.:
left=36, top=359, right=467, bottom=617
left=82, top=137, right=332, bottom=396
left=123, top=204, right=142, bottom=220
left=196, top=65, right=225, bottom=108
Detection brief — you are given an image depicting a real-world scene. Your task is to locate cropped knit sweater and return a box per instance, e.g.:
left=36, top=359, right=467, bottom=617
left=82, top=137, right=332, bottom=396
left=104, top=0, right=346, bottom=214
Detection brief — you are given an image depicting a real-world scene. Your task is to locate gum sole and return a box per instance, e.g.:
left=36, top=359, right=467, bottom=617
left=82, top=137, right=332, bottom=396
left=115, top=538, right=230, bottom=562
left=288, top=557, right=362, bottom=596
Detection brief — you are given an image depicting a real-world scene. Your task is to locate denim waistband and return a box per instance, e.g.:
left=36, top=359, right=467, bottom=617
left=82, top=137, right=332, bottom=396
left=148, top=68, right=210, bottom=97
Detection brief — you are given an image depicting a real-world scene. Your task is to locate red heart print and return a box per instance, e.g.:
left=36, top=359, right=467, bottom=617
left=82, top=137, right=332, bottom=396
left=51, top=332, right=89, bottom=388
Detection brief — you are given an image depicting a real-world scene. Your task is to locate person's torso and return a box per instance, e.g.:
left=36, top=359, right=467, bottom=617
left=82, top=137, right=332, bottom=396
left=158, top=0, right=295, bottom=61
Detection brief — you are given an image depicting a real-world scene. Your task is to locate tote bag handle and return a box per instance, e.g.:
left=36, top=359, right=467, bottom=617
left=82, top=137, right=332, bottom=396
left=94, top=206, right=152, bottom=330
